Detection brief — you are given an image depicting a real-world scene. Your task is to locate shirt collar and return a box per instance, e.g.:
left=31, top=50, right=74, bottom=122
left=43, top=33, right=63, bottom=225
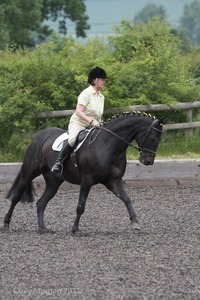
left=89, top=85, right=103, bottom=97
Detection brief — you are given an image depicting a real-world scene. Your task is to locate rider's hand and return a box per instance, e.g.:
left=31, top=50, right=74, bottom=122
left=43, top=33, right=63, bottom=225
left=90, top=119, right=101, bottom=127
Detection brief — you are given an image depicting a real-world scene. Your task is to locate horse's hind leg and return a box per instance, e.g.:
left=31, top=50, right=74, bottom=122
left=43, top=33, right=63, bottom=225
left=36, top=175, right=63, bottom=233
left=4, top=193, right=22, bottom=229
left=3, top=152, right=44, bottom=230
left=105, top=179, right=140, bottom=231
left=3, top=176, right=32, bottom=230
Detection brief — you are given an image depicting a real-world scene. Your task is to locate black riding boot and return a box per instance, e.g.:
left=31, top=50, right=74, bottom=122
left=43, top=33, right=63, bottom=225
left=51, top=142, right=73, bottom=175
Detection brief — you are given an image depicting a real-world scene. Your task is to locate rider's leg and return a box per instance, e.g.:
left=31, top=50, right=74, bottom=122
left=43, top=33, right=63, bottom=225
left=51, top=123, right=85, bottom=175
left=51, top=141, right=73, bottom=175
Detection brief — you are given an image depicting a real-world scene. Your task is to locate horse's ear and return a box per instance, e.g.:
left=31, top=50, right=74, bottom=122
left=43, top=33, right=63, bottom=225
left=158, top=117, right=168, bottom=126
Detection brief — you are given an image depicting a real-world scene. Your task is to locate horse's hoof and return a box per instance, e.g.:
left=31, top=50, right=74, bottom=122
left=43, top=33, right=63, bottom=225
left=71, top=227, right=79, bottom=235
left=131, top=222, right=141, bottom=231
left=37, top=228, right=56, bottom=234
left=72, top=231, right=83, bottom=237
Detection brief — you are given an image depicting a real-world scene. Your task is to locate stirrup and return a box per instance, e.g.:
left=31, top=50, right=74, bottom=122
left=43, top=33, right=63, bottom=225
left=51, top=163, right=63, bottom=175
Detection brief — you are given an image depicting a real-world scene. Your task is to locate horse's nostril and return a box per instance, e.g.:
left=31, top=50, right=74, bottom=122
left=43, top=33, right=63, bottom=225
left=145, top=160, right=153, bottom=166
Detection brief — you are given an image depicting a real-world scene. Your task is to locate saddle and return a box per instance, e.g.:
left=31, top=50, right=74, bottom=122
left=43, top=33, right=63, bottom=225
left=52, top=127, right=94, bottom=152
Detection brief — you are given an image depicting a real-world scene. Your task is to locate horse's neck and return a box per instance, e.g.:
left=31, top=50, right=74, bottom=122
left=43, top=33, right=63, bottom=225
left=105, top=116, right=147, bottom=143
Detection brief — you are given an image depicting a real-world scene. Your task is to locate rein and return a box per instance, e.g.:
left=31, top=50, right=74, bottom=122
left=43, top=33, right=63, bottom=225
left=90, top=119, right=163, bottom=155
left=96, top=127, right=141, bottom=151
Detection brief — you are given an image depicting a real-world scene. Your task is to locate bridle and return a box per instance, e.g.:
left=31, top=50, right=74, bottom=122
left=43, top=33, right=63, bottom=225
left=90, top=119, right=163, bottom=156
left=135, top=119, right=163, bottom=155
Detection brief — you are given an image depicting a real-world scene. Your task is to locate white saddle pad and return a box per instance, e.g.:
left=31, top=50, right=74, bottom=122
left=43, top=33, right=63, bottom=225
left=52, top=132, right=69, bottom=151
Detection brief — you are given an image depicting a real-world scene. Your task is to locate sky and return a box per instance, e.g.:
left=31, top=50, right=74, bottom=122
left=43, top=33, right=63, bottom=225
left=84, top=0, right=194, bottom=35
left=49, top=0, right=194, bottom=37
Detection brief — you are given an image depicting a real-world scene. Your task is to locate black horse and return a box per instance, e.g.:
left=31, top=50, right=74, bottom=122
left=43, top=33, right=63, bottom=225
left=3, top=112, right=166, bottom=233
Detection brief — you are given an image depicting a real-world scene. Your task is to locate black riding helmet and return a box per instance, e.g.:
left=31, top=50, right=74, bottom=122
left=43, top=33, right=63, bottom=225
left=88, top=67, right=107, bottom=84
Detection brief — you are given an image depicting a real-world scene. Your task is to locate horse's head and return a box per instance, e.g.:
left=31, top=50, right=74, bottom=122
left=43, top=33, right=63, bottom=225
left=136, top=117, right=167, bottom=166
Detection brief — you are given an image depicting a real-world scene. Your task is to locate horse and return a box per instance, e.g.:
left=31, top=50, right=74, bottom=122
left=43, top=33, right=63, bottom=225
left=3, top=112, right=166, bottom=234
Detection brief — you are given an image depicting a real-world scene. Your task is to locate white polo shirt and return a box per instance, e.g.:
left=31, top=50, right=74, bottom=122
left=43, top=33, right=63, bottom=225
left=70, top=85, right=104, bottom=126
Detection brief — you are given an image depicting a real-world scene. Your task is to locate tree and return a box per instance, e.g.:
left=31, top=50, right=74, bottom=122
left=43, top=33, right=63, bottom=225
left=41, top=0, right=90, bottom=37
left=0, top=0, right=90, bottom=50
left=133, top=3, right=168, bottom=25
left=0, top=0, right=43, bottom=49
left=179, top=0, right=200, bottom=45
left=109, top=18, right=198, bottom=106
left=170, top=28, right=192, bottom=54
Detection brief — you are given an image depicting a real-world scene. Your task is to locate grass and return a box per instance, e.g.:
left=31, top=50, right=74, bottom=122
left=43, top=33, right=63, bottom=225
left=127, top=129, right=200, bottom=160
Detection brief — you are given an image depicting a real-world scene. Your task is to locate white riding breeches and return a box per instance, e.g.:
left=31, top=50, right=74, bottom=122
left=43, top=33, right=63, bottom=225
left=68, top=122, right=86, bottom=147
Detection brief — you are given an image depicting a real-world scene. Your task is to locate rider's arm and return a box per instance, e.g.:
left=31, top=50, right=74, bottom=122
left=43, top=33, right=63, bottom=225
left=75, top=104, right=93, bottom=125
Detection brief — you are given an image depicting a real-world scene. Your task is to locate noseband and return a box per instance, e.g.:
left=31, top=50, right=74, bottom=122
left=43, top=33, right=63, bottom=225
left=136, top=119, right=163, bottom=156
left=93, top=119, right=163, bottom=156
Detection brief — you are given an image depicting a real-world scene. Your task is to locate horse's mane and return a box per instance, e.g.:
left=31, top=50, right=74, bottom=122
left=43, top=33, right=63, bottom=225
left=104, top=111, right=156, bottom=125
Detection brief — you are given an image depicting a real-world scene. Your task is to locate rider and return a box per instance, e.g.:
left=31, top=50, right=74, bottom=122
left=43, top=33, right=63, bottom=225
left=51, top=66, right=107, bottom=175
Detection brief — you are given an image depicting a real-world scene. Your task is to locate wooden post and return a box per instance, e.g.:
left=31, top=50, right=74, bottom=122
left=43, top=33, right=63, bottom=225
left=187, top=108, right=193, bottom=137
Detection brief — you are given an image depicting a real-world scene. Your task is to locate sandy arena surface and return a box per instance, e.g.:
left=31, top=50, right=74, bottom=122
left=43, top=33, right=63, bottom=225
left=0, top=182, right=200, bottom=300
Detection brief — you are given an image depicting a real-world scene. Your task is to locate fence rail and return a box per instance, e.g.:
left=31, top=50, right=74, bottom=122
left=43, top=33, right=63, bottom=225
left=38, top=101, right=200, bottom=131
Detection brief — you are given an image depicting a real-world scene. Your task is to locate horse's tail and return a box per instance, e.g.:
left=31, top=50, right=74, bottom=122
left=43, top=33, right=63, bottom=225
left=6, top=170, right=35, bottom=203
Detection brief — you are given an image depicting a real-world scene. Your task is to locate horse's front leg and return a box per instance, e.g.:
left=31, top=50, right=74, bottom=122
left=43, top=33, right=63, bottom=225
left=71, top=177, right=92, bottom=234
left=106, top=179, right=140, bottom=231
